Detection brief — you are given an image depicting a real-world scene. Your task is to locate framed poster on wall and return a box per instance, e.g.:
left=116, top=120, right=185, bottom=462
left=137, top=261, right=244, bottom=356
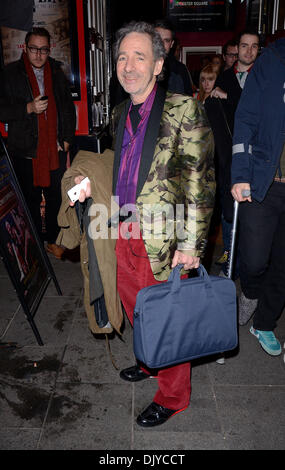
left=167, top=0, right=235, bottom=32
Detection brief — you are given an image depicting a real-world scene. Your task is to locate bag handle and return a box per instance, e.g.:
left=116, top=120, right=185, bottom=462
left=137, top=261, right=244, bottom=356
left=169, top=263, right=212, bottom=294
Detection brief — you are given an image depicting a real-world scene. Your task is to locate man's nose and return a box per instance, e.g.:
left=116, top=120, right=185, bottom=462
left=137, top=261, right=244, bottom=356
left=124, top=57, right=135, bottom=71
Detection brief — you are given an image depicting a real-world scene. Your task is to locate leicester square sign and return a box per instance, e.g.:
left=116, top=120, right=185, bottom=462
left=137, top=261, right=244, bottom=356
left=167, top=0, right=236, bottom=32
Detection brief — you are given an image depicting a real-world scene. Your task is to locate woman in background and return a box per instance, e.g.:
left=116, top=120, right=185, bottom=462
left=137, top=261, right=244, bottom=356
left=194, top=64, right=217, bottom=103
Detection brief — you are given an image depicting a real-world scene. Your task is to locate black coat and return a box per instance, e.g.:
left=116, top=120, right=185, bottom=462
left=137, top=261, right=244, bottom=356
left=214, top=66, right=242, bottom=133
left=0, top=56, right=76, bottom=159
left=160, top=55, right=193, bottom=96
left=204, top=66, right=242, bottom=221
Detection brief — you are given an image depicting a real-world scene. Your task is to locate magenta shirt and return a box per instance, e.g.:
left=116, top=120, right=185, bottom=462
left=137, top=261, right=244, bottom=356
left=115, top=84, right=157, bottom=207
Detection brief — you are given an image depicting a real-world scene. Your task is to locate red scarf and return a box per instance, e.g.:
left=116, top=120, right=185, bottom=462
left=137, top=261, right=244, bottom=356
left=23, top=52, right=59, bottom=187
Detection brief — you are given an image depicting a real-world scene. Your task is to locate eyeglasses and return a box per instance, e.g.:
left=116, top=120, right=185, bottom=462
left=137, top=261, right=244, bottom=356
left=27, top=46, right=50, bottom=55
left=226, top=53, right=238, bottom=58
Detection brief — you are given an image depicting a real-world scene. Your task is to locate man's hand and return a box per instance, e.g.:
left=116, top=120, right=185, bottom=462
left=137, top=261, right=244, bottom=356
left=58, top=141, right=70, bottom=152
left=210, top=87, right=227, bottom=99
left=171, top=250, right=200, bottom=270
left=69, top=175, right=91, bottom=207
left=231, top=183, right=252, bottom=202
left=27, top=95, right=48, bottom=115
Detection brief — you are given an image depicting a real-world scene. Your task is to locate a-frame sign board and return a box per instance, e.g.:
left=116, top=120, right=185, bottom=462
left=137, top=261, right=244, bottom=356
left=0, top=134, right=62, bottom=345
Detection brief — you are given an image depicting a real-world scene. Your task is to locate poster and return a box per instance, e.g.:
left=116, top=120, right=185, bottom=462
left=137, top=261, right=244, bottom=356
left=167, top=0, right=235, bottom=32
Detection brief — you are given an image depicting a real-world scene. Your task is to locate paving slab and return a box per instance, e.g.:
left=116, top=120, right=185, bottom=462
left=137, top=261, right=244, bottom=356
left=38, top=382, right=133, bottom=450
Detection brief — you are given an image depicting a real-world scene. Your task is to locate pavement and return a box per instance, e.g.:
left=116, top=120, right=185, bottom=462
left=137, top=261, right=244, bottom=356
left=0, top=230, right=285, bottom=451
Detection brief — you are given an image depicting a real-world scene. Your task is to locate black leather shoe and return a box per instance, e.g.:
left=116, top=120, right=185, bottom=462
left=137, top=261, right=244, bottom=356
left=119, top=365, right=150, bottom=382
left=136, top=402, right=184, bottom=427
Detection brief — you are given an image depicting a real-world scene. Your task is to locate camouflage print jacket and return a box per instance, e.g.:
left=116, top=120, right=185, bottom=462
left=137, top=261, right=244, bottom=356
left=111, top=86, right=216, bottom=281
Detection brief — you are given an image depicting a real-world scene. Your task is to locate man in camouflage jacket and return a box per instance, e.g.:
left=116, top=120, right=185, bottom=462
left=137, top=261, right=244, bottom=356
left=72, top=21, right=215, bottom=428
left=111, top=22, right=215, bottom=428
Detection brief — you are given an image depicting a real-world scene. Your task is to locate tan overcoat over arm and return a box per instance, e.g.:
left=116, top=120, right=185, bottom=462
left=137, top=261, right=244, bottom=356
left=57, top=149, right=123, bottom=335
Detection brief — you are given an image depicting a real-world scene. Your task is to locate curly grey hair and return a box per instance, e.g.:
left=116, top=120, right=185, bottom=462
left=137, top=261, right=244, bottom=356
left=113, top=21, right=166, bottom=81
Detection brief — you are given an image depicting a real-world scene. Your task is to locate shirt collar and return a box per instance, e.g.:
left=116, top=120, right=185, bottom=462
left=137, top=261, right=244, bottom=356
left=234, top=63, right=254, bottom=74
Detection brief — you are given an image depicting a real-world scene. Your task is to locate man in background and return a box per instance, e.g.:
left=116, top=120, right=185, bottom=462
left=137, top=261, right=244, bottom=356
left=222, top=39, right=238, bottom=71
left=231, top=37, right=285, bottom=356
left=154, top=19, right=193, bottom=95
left=0, top=27, right=76, bottom=259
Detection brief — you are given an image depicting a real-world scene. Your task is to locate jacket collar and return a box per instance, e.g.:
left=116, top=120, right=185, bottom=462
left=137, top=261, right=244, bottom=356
left=112, top=85, right=166, bottom=197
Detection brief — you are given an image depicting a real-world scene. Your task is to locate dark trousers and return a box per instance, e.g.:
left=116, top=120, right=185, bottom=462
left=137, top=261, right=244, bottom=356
left=12, top=152, right=67, bottom=244
left=238, top=182, right=285, bottom=330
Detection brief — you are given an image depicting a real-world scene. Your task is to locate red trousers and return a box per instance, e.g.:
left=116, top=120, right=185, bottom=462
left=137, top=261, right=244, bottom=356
left=115, top=222, right=191, bottom=410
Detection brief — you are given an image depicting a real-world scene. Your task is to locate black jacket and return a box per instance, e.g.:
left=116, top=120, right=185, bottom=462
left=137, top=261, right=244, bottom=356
left=214, top=65, right=242, bottom=133
left=0, top=56, right=76, bottom=158
left=204, top=65, right=242, bottom=220
left=160, top=55, right=193, bottom=96
left=205, top=66, right=242, bottom=172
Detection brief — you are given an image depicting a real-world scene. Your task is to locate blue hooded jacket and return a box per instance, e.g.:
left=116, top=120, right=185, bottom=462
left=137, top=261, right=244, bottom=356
left=231, top=38, right=285, bottom=202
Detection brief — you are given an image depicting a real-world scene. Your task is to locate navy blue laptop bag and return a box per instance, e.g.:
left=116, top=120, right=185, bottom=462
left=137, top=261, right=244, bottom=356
left=133, top=264, right=238, bottom=368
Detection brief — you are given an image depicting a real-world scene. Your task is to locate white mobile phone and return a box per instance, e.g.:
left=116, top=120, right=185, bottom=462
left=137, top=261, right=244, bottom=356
left=67, top=177, right=90, bottom=203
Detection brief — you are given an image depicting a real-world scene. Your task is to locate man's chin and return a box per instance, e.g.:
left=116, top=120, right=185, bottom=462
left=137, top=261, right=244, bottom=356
left=241, top=59, right=255, bottom=66
left=31, top=61, right=46, bottom=68
left=122, top=82, right=137, bottom=93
